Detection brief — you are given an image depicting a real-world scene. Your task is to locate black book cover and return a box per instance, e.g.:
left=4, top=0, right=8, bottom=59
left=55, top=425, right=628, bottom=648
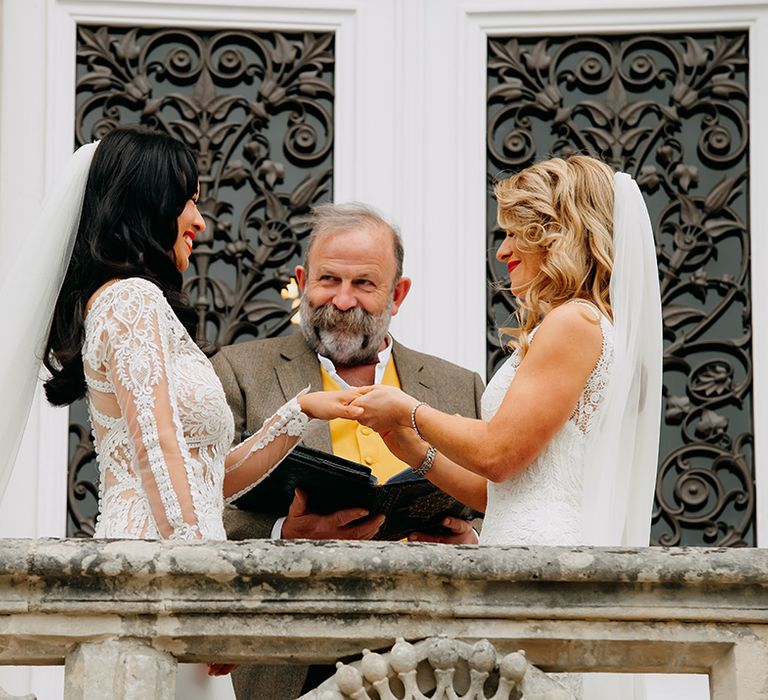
left=233, top=444, right=482, bottom=541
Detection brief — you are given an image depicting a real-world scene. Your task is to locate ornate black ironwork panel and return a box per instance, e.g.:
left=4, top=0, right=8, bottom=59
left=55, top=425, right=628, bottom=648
left=67, top=25, right=334, bottom=537
left=487, top=32, right=752, bottom=546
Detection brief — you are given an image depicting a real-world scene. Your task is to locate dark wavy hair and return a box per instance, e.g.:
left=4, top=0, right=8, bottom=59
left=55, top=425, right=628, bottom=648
left=43, top=125, right=199, bottom=406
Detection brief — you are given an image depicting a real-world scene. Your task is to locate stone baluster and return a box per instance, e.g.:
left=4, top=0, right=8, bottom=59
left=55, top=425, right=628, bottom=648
left=301, top=637, right=573, bottom=700
left=63, top=640, right=176, bottom=700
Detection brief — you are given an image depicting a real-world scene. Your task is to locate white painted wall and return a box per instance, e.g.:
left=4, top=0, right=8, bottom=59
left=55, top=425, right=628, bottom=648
left=0, top=1, right=764, bottom=698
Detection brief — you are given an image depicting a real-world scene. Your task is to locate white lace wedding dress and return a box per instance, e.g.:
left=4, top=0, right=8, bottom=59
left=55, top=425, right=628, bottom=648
left=478, top=302, right=617, bottom=700
left=82, top=277, right=307, bottom=540
left=479, top=303, right=614, bottom=548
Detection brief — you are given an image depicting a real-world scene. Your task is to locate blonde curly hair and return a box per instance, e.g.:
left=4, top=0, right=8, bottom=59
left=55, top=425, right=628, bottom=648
left=495, top=155, right=615, bottom=358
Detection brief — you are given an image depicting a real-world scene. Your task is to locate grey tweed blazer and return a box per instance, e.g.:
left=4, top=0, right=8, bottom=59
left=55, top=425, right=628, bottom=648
left=210, top=332, right=484, bottom=700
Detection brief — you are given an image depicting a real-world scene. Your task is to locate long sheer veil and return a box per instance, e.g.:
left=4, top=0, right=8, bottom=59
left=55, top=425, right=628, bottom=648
left=0, top=142, right=98, bottom=502
left=581, top=172, right=663, bottom=547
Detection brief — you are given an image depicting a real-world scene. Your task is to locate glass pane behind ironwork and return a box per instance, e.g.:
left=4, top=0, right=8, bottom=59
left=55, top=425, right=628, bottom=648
left=487, top=32, right=753, bottom=546
left=67, top=25, right=334, bottom=536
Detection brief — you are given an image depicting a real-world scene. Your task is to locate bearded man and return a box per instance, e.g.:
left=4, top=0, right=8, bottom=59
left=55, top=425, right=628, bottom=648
left=210, top=202, right=484, bottom=699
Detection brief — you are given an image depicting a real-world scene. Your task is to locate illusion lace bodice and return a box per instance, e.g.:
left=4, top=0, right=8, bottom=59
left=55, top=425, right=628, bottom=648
left=479, top=304, right=614, bottom=547
left=82, top=277, right=307, bottom=541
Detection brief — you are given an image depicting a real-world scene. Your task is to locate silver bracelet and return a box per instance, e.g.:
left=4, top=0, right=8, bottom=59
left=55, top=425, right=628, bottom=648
left=410, top=401, right=427, bottom=440
left=413, top=445, right=437, bottom=477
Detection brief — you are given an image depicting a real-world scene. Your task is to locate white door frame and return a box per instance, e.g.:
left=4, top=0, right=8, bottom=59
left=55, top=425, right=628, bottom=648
left=442, top=0, right=768, bottom=546
left=2, top=0, right=765, bottom=546
left=0, top=2, right=764, bottom=696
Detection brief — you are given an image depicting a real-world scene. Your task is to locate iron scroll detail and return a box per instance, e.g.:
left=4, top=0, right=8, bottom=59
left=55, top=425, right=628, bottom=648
left=486, top=32, right=753, bottom=546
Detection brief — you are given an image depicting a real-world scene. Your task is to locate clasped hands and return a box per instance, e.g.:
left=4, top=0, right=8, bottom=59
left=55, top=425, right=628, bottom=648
left=298, top=387, right=427, bottom=474
left=289, top=385, right=477, bottom=546
left=208, top=388, right=473, bottom=677
left=302, top=385, right=428, bottom=460
left=301, top=384, right=416, bottom=430
left=296, top=384, right=413, bottom=431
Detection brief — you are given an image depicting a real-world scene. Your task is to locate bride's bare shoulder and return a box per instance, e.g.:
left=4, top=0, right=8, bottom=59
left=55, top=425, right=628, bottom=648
left=541, top=301, right=603, bottom=333
left=527, top=301, right=604, bottom=365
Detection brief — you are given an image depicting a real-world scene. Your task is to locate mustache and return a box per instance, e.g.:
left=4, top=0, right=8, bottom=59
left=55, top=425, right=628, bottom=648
left=298, top=296, right=392, bottom=365
left=306, top=303, right=376, bottom=336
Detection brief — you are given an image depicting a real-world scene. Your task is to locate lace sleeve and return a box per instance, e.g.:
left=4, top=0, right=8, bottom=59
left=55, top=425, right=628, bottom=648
left=101, top=280, right=206, bottom=540
left=223, top=391, right=310, bottom=503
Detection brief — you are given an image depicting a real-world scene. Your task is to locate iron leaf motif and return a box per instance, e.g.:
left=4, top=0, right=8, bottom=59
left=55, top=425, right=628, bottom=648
left=487, top=31, right=753, bottom=546
left=68, top=25, right=335, bottom=536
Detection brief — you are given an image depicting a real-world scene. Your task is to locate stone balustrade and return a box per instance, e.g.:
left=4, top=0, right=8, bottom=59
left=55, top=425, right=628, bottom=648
left=0, top=539, right=767, bottom=699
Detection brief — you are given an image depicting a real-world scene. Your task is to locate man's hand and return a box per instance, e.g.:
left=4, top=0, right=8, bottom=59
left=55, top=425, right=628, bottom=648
left=281, top=488, right=385, bottom=540
left=407, top=516, right=478, bottom=544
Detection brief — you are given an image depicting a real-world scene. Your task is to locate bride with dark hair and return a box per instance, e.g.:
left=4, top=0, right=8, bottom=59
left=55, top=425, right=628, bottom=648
left=7, top=125, right=363, bottom=543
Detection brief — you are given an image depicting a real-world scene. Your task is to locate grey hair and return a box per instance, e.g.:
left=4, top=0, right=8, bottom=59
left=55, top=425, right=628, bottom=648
left=303, top=202, right=404, bottom=281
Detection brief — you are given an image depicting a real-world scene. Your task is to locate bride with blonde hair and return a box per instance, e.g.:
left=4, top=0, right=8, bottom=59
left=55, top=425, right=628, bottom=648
left=352, top=154, right=663, bottom=698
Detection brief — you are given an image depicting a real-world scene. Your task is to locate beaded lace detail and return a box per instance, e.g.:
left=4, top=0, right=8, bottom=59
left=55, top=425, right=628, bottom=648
left=225, top=395, right=309, bottom=503
left=82, top=278, right=308, bottom=541
left=479, top=303, right=614, bottom=548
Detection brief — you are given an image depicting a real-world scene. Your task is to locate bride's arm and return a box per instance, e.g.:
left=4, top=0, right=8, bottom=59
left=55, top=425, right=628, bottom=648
left=354, top=303, right=604, bottom=484
left=222, top=389, right=361, bottom=502
left=100, top=281, right=207, bottom=540
left=377, top=426, right=487, bottom=512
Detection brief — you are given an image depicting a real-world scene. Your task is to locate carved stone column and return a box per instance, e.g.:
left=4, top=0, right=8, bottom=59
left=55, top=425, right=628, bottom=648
left=300, top=637, right=576, bottom=700
left=64, top=640, right=176, bottom=700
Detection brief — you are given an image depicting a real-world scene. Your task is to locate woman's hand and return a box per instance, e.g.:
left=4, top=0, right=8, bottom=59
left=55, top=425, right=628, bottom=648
left=298, top=389, right=363, bottom=421
left=351, top=386, right=418, bottom=433
left=207, top=663, right=238, bottom=676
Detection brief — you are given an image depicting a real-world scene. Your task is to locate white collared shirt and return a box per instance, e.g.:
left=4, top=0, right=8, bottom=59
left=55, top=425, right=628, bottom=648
left=270, top=335, right=393, bottom=539
left=316, top=335, right=394, bottom=389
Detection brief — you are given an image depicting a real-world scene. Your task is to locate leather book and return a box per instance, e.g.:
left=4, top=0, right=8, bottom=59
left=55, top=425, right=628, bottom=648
left=232, top=444, right=482, bottom=541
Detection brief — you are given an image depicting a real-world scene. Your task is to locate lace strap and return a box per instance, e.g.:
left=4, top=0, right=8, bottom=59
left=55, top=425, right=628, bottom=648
left=564, top=298, right=602, bottom=320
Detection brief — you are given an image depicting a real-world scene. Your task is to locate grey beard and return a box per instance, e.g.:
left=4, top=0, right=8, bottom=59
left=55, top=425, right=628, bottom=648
left=299, top=295, right=392, bottom=365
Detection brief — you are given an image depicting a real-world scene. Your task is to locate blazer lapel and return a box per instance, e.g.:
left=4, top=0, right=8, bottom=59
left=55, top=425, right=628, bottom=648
left=274, top=333, right=323, bottom=399
left=392, top=340, right=439, bottom=407
left=274, top=333, right=332, bottom=452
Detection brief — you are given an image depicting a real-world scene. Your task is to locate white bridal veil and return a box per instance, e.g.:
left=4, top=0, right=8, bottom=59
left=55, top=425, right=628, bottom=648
left=0, top=142, right=99, bottom=502
left=581, top=172, right=663, bottom=547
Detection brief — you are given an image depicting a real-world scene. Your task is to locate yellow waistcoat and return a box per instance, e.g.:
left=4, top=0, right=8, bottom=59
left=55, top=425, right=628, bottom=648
left=321, top=359, right=409, bottom=482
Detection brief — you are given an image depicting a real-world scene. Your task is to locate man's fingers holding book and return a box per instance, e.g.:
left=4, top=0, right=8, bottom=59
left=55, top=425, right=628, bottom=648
left=338, top=512, right=385, bottom=540
left=288, top=487, right=311, bottom=516
left=407, top=517, right=478, bottom=545
left=333, top=506, right=373, bottom=527
left=283, top=488, right=384, bottom=540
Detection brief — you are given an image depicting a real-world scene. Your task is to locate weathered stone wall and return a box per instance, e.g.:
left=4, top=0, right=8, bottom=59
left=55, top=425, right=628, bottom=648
left=1, top=540, right=767, bottom=698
